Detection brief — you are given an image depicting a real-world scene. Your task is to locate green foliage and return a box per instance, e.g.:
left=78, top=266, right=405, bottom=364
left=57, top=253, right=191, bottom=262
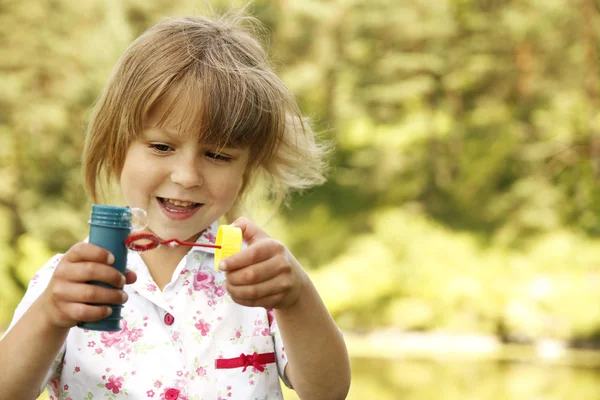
left=3, top=0, right=600, bottom=346
left=310, top=207, right=600, bottom=340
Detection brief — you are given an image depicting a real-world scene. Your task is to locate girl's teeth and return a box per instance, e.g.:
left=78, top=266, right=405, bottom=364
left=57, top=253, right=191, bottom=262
left=165, top=198, right=194, bottom=207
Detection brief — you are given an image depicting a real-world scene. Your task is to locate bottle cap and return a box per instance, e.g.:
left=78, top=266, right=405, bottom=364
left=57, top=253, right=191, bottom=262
left=214, top=225, right=242, bottom=270
left=89, top=204, right=131, bottom=229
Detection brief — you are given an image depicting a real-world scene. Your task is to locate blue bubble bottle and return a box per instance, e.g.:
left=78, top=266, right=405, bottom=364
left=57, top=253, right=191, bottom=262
left=78, top=204, right=131, bottom=331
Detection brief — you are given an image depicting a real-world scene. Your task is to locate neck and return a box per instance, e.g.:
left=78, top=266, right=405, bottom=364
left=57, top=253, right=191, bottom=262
left=140, top=244, right=190, bottom=290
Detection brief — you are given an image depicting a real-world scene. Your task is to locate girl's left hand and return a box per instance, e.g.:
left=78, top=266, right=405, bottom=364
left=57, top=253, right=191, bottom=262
left=220, top=217, right=308, bottom=309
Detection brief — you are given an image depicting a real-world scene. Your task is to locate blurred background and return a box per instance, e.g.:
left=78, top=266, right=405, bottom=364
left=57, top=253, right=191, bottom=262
left=2, top=0, right=600, bottom=398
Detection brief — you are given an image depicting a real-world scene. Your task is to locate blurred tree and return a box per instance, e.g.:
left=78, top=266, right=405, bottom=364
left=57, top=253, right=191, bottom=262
left=2, top=0, right=600, bottom=344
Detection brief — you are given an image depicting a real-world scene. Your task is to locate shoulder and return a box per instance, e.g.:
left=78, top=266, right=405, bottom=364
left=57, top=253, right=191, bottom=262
left=27, top=254, right=63, bottom=289
left=5, top=254, right=64, bottom=334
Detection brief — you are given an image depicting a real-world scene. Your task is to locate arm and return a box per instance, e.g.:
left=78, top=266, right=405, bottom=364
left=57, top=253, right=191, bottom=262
left=0, top=243, right=135, bottom=399
left=0, top=300, right=70, bottom=400
left=222, top=218, right=351, bottom=400
left=275, top=275, right=351, bottom=400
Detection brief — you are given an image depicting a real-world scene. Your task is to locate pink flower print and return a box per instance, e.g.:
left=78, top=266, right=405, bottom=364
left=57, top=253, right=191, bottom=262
left=100, top=321, right=130, bottom=350
left=63, top=384, right=69, bottom=390
left=249, top=379, right=255, bottom=386
left=147, top=389, right=155, bottom=397
left=177, top=370, right=183, bottom=377
left=172, top=332, right=180, bottom=341
left=235, top=330, right=242, bottom=339
left=105, top=375, right=124, bottom=394
left=95, top=348, right=103, bottom=354
left=215, top=286, right=226, bottom=297
left=193, top=271, right=216, bottom=294
left=196, top=367, right=207, bottom=377
left=252, top=319, right=263, bottom=336
left=202, top=231, right=216, bottom=243
left=128, top=327, right=144, bottom=342
left=120, top=352, right=126, bottom=359
left=194, top=319, right=211, bottom=336
left=261, top=328, right=270, bottom=336
left=87, top=341, right=96, bottom=347
left=49, top=377, right=60, bottom=397
left=74, top=366, right=80, bottom=373
left=154, top=380, right=163, bottom=388
left=267, top=308, right=275, bottom=327
left=147, top=283, right=157, bottom=292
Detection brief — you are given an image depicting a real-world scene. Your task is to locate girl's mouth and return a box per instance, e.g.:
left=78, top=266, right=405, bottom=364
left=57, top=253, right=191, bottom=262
left=157, top=197, right=202, bottom=214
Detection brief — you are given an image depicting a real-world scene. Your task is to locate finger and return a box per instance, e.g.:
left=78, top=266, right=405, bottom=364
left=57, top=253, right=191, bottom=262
left=222, top=239, right=286, bottom=272
left=53, top=281, right=128, bottom=306
left=59, top=300, right=114, bottom=323
left=62, top=242, right=115, bottom=265
left=231, top=217, right=271, bottom=245
left=226, top=274, right=292, bottom=302
left=229, top=292, right=285, bottom=309
left=124, top=269, right=137, bottom=284
left=54, top=262, right=126, bottom=288
left=225, top=257, right=286, bottom=286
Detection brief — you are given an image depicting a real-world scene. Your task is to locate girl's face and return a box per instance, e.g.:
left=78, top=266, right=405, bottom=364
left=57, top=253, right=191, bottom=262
left=120, top=111, right=250, bottom=242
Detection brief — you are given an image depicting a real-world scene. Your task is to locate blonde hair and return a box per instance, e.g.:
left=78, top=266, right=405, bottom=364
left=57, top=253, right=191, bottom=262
left=82, top=10, right=329, bottom=218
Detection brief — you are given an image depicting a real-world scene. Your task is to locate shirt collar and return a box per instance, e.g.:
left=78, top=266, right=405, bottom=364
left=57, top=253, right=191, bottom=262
left=187, top=220, right=220, bottom=256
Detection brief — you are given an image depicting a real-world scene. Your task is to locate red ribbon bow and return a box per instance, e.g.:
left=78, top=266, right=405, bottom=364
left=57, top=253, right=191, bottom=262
left=241, top=352, right=264, bottom=372
left=215, top=351, right=275, bottom=372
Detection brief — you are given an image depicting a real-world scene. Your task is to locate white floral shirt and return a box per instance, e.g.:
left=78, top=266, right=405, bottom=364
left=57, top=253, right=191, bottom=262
left=6, top=221, right=291, bottom=400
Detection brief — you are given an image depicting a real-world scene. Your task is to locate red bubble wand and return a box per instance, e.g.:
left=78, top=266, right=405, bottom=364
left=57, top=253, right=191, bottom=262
left=124, top=232, right=221, bottom=252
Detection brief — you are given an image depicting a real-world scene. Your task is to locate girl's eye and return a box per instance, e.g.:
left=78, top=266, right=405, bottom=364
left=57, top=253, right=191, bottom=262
left=149, top=143, right=173, bottom=153
left=206, top=152, right=232, bottom=162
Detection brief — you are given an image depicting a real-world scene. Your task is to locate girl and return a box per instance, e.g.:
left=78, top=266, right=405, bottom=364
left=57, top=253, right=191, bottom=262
left=0, top=10, right=351, bottom=400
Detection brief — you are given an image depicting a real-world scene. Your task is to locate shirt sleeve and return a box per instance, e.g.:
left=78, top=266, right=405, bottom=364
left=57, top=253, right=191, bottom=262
left=267, top=308, right=292, bottom=389
left=3, top=254, right=66, bottom=395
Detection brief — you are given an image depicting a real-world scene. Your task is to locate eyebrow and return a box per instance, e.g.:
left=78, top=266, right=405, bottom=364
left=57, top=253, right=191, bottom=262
left=143, top=125, right=248, bottom=150
left=143, top=126, right=180, bottom=139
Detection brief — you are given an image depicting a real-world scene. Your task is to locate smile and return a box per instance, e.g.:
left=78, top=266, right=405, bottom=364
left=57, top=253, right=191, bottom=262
left=160, top=197, right=199, bottom=209
left=157, top=197, right=202, bottom=218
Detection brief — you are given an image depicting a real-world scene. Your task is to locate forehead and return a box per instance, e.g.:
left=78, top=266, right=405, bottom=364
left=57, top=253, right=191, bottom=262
left=145, top=84, right=202, bottom=137
left=143, top=80, right=248, bottom=149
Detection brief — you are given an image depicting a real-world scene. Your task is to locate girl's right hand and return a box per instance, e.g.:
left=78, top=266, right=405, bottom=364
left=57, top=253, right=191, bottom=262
left=38, top=242, right=137, bottom=329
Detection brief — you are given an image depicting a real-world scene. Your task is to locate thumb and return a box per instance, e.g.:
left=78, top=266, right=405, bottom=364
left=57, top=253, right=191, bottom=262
left=230, top=217, right=270, bottom=245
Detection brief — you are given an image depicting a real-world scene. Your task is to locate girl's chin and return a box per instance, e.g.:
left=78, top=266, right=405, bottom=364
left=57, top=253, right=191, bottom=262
left=146, top=226, right=202, bottom=243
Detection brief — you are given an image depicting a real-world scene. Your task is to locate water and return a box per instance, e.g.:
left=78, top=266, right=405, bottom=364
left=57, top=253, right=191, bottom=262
left=282, top=357, right=600, bottom=400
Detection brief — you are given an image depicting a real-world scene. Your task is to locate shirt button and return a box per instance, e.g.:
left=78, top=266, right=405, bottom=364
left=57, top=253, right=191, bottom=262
left=164, top=313, right=175, bottom=326
left=165, top=388, right=180, bottom=399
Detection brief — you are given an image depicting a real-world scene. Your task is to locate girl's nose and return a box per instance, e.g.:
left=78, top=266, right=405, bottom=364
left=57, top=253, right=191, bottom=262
left=170, top=157, right=203, bottom=188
